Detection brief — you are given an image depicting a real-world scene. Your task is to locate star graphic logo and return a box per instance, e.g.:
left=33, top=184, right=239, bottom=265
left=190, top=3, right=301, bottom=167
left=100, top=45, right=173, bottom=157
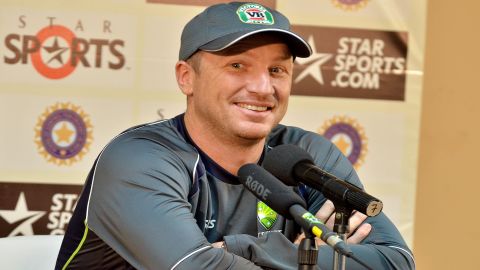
left=294, top=35, right=333, bottom=85
left=333, top=135, right=352, bottom=156
left=41, top=36, right=69, bottom=67
left=54, top=122, right=75, bottom=145
left=0, top=192, right=46, bottom=236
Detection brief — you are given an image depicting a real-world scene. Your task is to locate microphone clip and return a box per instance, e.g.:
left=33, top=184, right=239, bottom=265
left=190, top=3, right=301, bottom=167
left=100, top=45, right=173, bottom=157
left=297, top=230, right=318, bottom=270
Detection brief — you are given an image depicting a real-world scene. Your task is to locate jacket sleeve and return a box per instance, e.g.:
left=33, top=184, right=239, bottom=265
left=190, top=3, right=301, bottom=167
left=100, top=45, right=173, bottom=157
left=223, top=199, right=415, bottom=269
left=87, top=137, right=262, bottom=270
left=225, top=226, right=415, bottom=270
left=224, top=194, right=415, bottom=269
left=307, top=133, right=416, bottom=269
left=223, top=130, right=415, bottom=269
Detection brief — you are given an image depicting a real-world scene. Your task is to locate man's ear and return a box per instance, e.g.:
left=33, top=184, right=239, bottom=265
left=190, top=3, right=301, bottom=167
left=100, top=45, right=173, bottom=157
left=175, top=60, right=195, bottom=96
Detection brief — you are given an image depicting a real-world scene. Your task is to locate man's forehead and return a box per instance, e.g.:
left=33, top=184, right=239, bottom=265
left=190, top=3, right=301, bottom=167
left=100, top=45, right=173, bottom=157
left=212, top=33, right=293, bottom=58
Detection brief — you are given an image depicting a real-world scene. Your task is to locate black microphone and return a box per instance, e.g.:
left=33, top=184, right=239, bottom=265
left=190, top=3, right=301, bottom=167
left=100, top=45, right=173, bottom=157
left=263, top=144, right=383, bottom=217
left=237, top=163, right=352, bottom=256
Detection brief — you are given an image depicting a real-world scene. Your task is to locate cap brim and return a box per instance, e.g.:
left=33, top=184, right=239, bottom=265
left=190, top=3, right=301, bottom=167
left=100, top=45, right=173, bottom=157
left=199, top=29, right=312, bottom=58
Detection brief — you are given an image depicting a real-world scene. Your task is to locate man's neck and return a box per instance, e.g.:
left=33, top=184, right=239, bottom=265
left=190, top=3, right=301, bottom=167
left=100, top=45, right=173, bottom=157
left=183, top=115, right=265, bottom=176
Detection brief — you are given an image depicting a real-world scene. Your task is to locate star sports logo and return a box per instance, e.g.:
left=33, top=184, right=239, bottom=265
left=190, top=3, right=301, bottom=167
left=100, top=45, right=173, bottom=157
left=0, top=183, right=82, bottom=236
left=3, top=15, right=127, bottom=80
left=0, top=192, right=46, bottom=236
left=292, top=25, right=408, bottom=101
left=294, top=36, right=333, bottom=85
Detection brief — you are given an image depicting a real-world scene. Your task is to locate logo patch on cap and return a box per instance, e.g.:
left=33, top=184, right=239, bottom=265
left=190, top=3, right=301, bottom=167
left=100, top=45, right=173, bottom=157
left=236, top=3, right=274, bottom=25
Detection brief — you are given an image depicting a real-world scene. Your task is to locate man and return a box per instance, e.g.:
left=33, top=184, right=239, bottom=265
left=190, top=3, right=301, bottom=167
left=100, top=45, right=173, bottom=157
left=55, top=2, right=414, bottom=269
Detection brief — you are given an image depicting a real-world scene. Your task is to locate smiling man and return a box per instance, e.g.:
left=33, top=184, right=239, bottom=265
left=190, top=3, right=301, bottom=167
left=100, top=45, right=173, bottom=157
left=55, top=2, right=414, bottom=269
left=176, top=33, right=294, bottom=176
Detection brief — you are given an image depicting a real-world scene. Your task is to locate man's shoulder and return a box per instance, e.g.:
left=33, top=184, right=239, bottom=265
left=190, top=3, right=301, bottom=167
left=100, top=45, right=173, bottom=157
left=111, top=117, right=188, bottom=149
left=116, top=118, right=177, bottom=140
left=99, top=117, right=199, bottom=169
left=268, top=124, right=329, bottom=147
left=268, top=124, right=361, bottom=185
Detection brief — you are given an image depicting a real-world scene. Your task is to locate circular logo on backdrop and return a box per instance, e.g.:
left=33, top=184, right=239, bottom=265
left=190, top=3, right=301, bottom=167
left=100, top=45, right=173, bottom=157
left=332, top=0, right=369, bottom=11
left=34, top=102, right=93, bottom=165
left=318, top=115, right=368, bottom=169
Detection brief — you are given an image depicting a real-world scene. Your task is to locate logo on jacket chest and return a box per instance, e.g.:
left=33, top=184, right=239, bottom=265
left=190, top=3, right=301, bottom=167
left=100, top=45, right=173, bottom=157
left=204, top=219, right=216, bottom=229
left=257, top=201, right=277, bottom=230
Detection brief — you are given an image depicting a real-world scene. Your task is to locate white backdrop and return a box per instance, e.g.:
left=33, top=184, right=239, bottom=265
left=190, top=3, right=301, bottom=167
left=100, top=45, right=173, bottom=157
left=0, top=0, right=426, bottom=247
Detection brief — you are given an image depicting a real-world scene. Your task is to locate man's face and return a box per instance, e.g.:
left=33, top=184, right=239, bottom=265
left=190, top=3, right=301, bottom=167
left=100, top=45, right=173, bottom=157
left=184, top=34, right=294, bottom=143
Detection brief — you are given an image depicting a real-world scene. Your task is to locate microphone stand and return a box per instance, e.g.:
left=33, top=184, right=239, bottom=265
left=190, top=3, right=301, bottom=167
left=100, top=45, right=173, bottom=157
left=297, top=229, right=318, bottom=270
left=332, top=203, right=352, bottom=270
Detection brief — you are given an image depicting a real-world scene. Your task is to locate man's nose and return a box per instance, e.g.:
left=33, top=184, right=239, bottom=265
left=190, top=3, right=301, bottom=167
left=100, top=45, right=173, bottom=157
left=245, top=70, right=274, bottom=95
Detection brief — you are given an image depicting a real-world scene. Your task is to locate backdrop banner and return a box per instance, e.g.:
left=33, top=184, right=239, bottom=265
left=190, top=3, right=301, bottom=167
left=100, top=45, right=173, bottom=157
left=0, top=0, right=426, bottom=247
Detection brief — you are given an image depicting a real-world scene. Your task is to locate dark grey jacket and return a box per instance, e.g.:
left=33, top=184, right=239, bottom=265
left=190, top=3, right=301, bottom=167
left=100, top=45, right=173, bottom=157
left=55, top=114, right=415, bottom=269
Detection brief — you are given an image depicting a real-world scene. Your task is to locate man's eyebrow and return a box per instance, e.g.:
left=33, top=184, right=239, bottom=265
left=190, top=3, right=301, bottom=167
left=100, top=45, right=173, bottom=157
left=214, top=43, right=250, bottom=56
left=215, top=46, right=293, bottom=61
left=276, top=52, right=294, bottom=61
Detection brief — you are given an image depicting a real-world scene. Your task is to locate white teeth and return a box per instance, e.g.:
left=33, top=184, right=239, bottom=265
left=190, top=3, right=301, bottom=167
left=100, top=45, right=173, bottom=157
left=238, top=103, right=268, bottom=111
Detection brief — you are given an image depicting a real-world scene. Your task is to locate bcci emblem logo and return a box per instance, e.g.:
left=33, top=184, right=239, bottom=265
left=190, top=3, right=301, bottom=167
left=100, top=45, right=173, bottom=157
left=318, top=115, right=368, bottom=169
left=332, top=0, right=369, bottom=11
left=34, top=102, right=93, bottom=165
left=237, top=4, right=274, bottom=25
left=257, top=201, right=277, bottom=230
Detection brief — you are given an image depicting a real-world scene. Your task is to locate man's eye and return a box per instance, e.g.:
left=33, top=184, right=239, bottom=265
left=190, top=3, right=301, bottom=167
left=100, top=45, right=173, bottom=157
left=231, top=63, right=242, bottom=69
left=270, top=67, right=284, bottom=74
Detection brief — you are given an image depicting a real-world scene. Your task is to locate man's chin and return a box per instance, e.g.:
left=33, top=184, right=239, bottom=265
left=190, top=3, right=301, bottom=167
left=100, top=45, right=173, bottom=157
left=235, top=126, right=272, bottom=141
left=238, top=134, right=267, bottom=141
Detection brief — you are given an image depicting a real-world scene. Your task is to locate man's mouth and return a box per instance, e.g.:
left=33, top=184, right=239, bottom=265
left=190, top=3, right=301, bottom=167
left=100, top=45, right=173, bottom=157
left=237, top=103, right=271, bottom=112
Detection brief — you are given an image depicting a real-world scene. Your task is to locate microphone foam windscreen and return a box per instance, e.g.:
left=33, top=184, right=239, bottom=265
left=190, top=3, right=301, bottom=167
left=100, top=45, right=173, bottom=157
left=263, top=144, right=314, bottom=185
left=238, top=163, right=306, bottom=218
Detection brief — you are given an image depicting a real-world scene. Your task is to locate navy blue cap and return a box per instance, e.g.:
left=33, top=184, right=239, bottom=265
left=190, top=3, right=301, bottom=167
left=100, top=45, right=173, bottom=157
left=179, top=2, right=312, bottom=60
